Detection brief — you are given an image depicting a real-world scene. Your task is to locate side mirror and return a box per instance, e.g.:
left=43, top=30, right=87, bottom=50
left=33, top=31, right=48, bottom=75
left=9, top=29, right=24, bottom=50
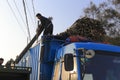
left=64, top=54, right=74, bottom=71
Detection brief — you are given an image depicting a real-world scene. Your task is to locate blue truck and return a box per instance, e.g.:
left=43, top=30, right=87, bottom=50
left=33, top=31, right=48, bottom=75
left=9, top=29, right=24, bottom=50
left=15, top=35, right=120, bottom=80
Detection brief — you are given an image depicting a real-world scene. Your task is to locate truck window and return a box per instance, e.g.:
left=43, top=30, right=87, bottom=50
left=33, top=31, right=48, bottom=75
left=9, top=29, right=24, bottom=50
left=53, top=62, right=60, bottom=80
left=61, top=57, right=78, bottom=80
left=83, top=51, right=120, bottom=80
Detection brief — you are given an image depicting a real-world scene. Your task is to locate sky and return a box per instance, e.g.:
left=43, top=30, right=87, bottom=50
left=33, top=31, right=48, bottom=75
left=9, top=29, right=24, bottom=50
left=0, top=0, right=105, bottom=64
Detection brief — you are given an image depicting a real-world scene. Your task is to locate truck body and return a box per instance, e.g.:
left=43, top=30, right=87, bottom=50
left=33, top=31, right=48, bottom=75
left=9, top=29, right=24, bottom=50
left=16, top=36, right=120, bottom=80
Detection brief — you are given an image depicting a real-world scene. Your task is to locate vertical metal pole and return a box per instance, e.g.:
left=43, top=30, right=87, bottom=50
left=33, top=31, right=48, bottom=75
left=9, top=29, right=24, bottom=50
left=23, top=0, right=31, bottom=41
left=37, top=42, right=41, bottom=80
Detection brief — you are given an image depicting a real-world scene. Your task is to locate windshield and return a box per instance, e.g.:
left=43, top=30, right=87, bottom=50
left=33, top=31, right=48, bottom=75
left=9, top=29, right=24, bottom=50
left=81, top=51, right=120, bottom=80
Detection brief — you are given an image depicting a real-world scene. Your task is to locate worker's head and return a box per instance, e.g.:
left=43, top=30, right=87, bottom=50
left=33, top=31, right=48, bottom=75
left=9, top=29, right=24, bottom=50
left=0, top=58, right=4, bottom=65
left=36, top=13, right=42, bottom=19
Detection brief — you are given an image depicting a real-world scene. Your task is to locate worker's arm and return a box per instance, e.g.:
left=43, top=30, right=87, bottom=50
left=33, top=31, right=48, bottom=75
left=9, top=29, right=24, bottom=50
left=36, top=24, right=44, bottom=36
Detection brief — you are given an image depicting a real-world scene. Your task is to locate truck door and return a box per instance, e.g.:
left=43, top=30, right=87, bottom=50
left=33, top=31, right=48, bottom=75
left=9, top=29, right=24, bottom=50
left=61, top=57, right=78, bottom=80
left=52, top=62, right=61, bottom=80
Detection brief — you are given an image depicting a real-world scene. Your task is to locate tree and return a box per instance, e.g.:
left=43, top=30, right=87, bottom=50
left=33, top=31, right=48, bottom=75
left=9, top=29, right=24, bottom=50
left=56, top=0, right=120, bottom=45
left=83, top=1, right=120, bottom=37
left=5, top=58, right=15, bottom=67
left=110, top=0, right=120, bottom=9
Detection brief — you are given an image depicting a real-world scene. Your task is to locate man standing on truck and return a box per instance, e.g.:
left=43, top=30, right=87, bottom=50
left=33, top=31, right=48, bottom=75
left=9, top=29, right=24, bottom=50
left=36, top=13, right=53, bottom=35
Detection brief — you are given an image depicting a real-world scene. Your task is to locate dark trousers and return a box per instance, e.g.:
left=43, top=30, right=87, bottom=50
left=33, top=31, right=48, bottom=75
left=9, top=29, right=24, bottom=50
left=43, top=24, right=53, bottom=35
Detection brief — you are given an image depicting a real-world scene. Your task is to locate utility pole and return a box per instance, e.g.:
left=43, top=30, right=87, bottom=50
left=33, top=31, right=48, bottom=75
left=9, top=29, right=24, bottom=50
left=23, top=0, right=31, bottom=41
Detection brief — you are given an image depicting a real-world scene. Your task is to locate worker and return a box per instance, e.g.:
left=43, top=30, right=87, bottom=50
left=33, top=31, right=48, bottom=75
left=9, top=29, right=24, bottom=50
left=0, top=58, right=4, bottom=67
left=36, top=13, right=53, bottom=35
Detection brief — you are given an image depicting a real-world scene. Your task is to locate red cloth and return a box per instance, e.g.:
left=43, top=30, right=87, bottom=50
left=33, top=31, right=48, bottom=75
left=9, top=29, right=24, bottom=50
left=67, top=35, right=88, bottom=42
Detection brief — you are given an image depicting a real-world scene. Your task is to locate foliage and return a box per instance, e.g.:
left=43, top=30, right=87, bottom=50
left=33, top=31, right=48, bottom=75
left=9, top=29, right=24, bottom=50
left=57, top=0, right=120, bottom=45
left=105, top=36, right=120, bottom=46
left=57, top=17, right=106, bottom=42
left=5, top=58, right=15, bottom=67
left=82, top=0, right=120, bottom=45
left=83, top=1, right=120, bottom=37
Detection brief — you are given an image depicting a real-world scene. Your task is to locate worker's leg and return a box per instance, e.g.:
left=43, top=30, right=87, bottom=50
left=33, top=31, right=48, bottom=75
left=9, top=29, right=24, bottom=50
left=43, top=24, right=53, bottom=35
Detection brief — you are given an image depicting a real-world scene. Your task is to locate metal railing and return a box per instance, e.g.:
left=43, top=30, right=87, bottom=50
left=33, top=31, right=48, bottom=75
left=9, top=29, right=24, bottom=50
left=0, top=65, right=32, bottom=73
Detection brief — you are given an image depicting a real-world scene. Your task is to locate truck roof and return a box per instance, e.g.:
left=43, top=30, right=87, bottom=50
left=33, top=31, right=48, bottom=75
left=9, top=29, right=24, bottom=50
left=65, top=42, right=120, bottom=53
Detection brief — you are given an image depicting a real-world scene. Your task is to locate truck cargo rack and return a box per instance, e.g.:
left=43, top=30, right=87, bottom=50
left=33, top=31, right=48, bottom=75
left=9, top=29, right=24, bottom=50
left=0, top=66, right=31, bottom=80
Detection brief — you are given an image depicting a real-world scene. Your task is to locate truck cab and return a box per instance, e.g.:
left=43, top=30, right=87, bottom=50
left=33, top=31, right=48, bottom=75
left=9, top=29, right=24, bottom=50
left=52, top=42, right=120, bottom=80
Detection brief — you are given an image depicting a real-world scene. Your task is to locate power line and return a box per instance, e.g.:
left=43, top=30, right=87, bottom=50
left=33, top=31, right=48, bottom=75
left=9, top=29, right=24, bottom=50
left=24, top=0, right=36, bottom=32
left=22, top=0, right=31, bottom=41
left=13, top=0, right=26, bottom=27
left=31, top=0, right=36, bottom=24
left=6, top=0, right=27, bottom=37
left=24, top=0, right=34, bottom=25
